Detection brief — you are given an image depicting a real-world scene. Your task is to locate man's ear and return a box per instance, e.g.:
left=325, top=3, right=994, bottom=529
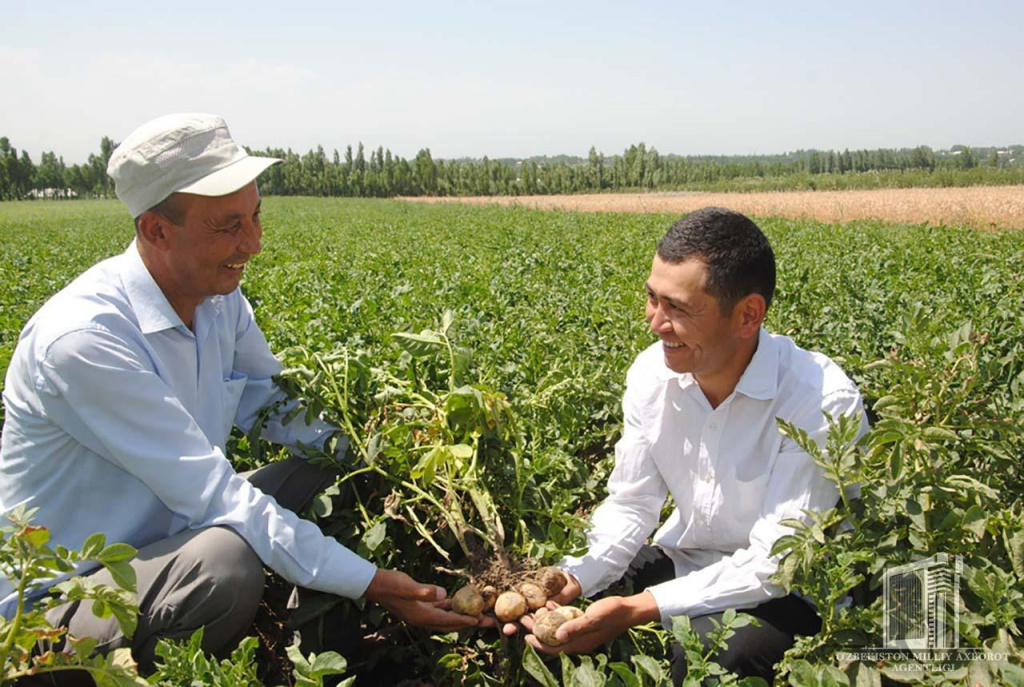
left=136, top=211, right=172, bottom=250
left=734, top=293, right=767, bottom=339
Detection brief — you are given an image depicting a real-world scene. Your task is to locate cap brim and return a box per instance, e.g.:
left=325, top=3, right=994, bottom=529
left=176, top=155, right=281, bottom=197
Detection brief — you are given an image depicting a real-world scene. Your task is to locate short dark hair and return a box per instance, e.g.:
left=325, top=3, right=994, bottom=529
left=133, top=192, right=190, bottom=231
left=657, top=207, right=775, bottom=315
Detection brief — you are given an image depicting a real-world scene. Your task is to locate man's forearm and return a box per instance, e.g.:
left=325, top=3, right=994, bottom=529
left=624, top=590, right=662, bottom=626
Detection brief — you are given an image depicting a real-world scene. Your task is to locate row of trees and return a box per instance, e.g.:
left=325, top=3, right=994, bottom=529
left=253, top=142, right=1023, bottom=197
left=0, top=137, right=116, bottom=201
left=2, top=135, right=1021, bottom=201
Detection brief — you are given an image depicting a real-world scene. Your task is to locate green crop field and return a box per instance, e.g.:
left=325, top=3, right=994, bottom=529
left=1, top=198, right=1022, bottom=685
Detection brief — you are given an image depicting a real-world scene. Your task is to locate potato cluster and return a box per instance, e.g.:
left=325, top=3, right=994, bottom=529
left=451, top=566, right=579, bottom=645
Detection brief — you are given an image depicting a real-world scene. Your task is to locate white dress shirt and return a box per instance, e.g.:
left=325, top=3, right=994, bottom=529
left=560, top=329, right=867, bottom=626
left=0, top=243, right=377, bottom=618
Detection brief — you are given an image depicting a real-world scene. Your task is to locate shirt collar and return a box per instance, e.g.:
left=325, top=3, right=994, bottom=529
left=119, top=241, right=187, bottom=334
left=733, top=328, right=779, bottom=400
left=666, top=328, right=779, bottom=400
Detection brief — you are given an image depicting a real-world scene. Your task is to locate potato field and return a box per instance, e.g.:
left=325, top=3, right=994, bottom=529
left=1, top=198, right=1023, bottom=686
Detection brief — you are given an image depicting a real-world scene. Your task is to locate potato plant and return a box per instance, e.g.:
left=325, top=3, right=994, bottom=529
left=273, top=313, right=585, bottom=577
left=3, top=198, right=1024, bottom=684
left=0, top=506, right=143, bottom=685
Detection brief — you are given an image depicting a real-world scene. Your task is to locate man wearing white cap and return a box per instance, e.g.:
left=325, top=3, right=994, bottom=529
left=0, top=113, right=478, bottom=675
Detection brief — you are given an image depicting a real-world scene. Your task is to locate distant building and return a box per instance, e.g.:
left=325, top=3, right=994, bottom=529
left=27, top=188, right=78, bottom=199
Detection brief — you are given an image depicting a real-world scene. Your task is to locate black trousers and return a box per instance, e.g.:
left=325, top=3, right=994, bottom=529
left=625, top=545, right=821, bottom=686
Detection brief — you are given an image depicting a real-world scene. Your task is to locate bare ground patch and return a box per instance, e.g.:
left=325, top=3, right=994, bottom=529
left=404, top=186, right=1024, bottom=229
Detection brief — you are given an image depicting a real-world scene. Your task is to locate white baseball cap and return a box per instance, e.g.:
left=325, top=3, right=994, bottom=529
left=107, top=113, right=281, bottom=218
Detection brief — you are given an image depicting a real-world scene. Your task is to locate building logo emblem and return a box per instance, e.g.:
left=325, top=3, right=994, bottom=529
left=883, top=553, right=962, bottom=649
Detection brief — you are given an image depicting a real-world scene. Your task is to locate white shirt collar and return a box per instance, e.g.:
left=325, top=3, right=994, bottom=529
left=733, top=329, right=779, bottom=401
left=119, top=241, right=187, bottom=335
left=665, top=328, right=778, bottom=400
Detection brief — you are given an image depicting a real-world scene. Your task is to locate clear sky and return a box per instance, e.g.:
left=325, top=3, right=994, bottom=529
left=2, top=0, right=1021, bottom=163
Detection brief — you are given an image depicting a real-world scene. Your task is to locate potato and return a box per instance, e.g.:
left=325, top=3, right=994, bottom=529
left=481, top=585, right=498, bottom=612
left=538, top=567, right=567, bottom=596
left=533, top=606, right=582, bottom=646
left=557, top=605, right=583, bottom=620
left=494, top=591, right=528, bottom=622
left=532, top=606, right=581, bottom=647
left=519, top=582, right=547, bottom=610
left=451, top=585, right=485, bottom=616
left=532, top=611, right=566, bottom=646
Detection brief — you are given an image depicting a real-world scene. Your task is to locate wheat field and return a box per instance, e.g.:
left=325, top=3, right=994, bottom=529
left=409, top=185, right=1024, bottom=230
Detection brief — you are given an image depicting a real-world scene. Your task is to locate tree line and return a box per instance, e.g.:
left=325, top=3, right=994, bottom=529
left=2, top=135, right=1022, bottom=201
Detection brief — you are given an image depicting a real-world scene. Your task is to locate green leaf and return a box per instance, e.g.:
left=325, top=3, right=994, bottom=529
left=521, top=644, right=559, bottom=687
left=438, top=652, right=463, bottom=670
left=788, top=660, right=820, bottom=686
left=570, top=658, right=605, bottom=687
left=631, top=654, right=666, bottom=683
left=922, top=426, right=958, bottom=443
left=109, top=601, right=139, bottom=640
left=999, top=665, right=1024, bottom=686
left=312, top=492, right=334, bottom=518
left=361, top=521, right=387, bottom=552
left=287, top=643, right=311, bottom=671
left=722, top=607, right=737, bottom=625
left=70, top=635, right=98, bottom=658
left=449, top=443, right=474, bottom=459
left=19, top=525, right=50, bottom=549
left=905, top=498, right=926, bottom=531
left=366, top=432, right=382, bottom=463
left=309, top=651, right=348, bottom=677
left=105, top=560, right=137, bottom=592
left=846, top=661, right=882, bottom=687
left=91, top=598, right=111, bottom=618
left=411, top=446, right=443, bottom=485
left=820, top=664, right=850, bottom=687
left=81, top=532, right=106, bottom=558
left=968, top=659, right=995, bottom=687
left=393, top=331, right=444, bottom=357
left=94, top=647, right=149, bottom=686
left=608, top=663, right=641, bottom=687
left=731, top=612, right=754, bottom=629
left=97, top=543, right=137, bottom=564
left=872, top=395, right=901, bottom=412
left=561, top=654, right=577, bottom=683
left=1004, top=528, right=1024, bottom=577
left=962, top=505, right=988, bottom=539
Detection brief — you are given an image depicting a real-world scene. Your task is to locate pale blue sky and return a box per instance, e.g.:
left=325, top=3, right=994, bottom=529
left=2, top=0, right=1021, bottom=163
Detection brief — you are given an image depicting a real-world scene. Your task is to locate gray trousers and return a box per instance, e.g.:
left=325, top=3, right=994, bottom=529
left=36, top=457, right=336, bottom=683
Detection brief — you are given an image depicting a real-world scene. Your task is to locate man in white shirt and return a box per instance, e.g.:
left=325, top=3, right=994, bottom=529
left=521, top=207, right=867, bottom=683
left=0, top=113, right=477, bottom=674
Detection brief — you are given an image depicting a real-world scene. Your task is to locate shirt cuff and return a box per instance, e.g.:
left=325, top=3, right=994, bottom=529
left=557, top=555, right=611, bottom=598
left=316, top=542, right=378, bottom=599
left=644, top=579, right=686, bottom=628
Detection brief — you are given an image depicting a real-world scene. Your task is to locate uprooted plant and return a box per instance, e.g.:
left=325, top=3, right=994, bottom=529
left=272, top=312, right=592, bottom=676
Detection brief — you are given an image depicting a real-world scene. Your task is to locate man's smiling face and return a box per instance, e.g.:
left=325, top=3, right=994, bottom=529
left=161, top=181, right=263, bottom=304
left=644, top=254, right=744, bottom=378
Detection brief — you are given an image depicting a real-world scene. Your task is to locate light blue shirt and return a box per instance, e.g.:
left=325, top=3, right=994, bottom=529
left=0, top=243, right=377, bottom=617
